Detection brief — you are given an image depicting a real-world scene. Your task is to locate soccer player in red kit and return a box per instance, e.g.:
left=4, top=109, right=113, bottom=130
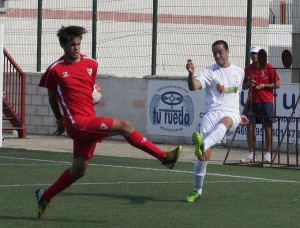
left=35, top=25, right=182, bottom=219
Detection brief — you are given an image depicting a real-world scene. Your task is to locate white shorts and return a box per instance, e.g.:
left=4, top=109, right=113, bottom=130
left=200, top=110, right=241, bottom=140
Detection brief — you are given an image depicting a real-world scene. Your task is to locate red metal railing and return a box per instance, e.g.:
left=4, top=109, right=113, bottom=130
left=2, top=48, right=26, bottom=138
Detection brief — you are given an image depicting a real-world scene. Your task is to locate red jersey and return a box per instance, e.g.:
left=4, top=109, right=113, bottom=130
left=244, top=63, right=280, bottom=103
left=39, top=54, right=98, bottom=123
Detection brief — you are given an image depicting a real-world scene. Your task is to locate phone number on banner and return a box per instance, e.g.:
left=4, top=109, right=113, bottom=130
left=236, top=126, right=300, bottom=142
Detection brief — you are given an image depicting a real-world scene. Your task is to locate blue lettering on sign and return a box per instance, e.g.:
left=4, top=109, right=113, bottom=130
left=149, top=89, right=194, bottom=128
left=241, top=91, right=298, bottom=111
left=163, top=106, right=190, bottom=125
left=152, top=107, right=190, bottom=125
left=199, top=112, right=206, bottom=118
left=283, top=93, right=296, bottom=110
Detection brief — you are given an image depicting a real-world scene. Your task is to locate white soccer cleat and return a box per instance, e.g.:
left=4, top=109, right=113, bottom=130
left=263, top=152, right=271, bottom=163
left=240, top=153, right=257, bottom=163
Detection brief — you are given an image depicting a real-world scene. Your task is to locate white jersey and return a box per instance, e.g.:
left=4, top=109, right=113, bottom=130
left=195, top=63, right=244, bottom=113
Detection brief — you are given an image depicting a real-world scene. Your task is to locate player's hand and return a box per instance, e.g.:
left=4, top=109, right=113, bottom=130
left=249, top=79, right=256, bottom=87
left=53, top=117, right=65, bottom=136
left=186, top=59, right=195, bottom=75
left=239, top=114, right=249, bottom=126
left=255, top=84, right=264, bottom=90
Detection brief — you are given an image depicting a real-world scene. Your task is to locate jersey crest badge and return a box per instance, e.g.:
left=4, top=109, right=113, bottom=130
left=100, top=123, right=108, bottom=130
left=63, top=72, right=70, bottom=78
left=216, top=83, right=225, bottom=93
left=87, top=68, right=93, bottom=76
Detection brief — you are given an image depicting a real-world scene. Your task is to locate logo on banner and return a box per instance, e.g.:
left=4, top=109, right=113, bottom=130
left=149, top=86, right=194, bottom=133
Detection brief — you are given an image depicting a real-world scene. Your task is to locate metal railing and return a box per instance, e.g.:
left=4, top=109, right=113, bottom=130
left=223, top=115, right=300, bottom=169
left=2, top=48, right=26, bottom=138
left=4, top=0, right=299, bottom=76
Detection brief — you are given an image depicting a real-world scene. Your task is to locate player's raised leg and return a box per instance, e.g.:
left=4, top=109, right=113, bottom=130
left=111, top=119, right=182, bottom=169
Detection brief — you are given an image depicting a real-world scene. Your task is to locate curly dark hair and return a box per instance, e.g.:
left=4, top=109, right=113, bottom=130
left=57, top=26, right=87, bottom=45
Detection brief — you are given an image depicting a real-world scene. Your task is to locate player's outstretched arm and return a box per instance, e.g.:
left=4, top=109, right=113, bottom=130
left=186, top=59, right=202, bottom=91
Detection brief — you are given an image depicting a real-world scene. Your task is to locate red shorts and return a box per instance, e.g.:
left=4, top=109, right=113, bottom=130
left=64, top=116, right=114, bottom=161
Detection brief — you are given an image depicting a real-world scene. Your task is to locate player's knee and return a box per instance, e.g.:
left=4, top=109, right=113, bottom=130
left=70, top=166, right=88, bottom=180
left=198, top=152, right=211, bottom=162
left=263, top=123, right=272, bottom=128
left=221, top=118, right=233, bottom=129
left=74, top=169, right=87, bottom=179
left=199, top=156, right=210, bottom=162
left=120, top=120, right=134, bottom=133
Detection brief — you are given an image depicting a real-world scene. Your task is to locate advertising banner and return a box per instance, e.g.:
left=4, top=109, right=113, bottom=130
left=147, top=80, right=299, bottom=144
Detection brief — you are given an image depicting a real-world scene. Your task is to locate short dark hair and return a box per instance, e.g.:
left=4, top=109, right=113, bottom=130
left=57, top=26, right=87, bottom=45
left=212, top=40, right=229, bottom=50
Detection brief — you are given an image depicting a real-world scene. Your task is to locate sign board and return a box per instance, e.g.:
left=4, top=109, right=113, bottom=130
left=147, top=80, right=299, bottom=144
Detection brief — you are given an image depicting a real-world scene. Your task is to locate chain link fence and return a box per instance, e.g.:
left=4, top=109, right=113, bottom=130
left=1, top=0, right=299, bottom=79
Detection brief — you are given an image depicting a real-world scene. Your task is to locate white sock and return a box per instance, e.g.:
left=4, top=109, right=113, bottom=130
left=193, top=159, right=208, bottom=195
left=203, top=123, right=227, bottom=151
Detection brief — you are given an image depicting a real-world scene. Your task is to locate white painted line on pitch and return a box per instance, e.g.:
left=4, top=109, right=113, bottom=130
left=0, top=155, right=71, bottom=164
left=207, top=172, right=300, bottom=183
left=0, top=164, right=67, bottom=166
left=0, top=181, right=189, bottom=188
left=0, top=180, right=286, bottom=188
left=1, top=155, right=300, bottom=184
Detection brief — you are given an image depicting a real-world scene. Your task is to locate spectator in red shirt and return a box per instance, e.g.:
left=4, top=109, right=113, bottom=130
left=240, top=45, right=280, bottom=163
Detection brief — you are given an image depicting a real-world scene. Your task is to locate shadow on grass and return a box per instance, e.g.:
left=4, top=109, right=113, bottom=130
left=60, top=192, right=180, bottom=204
left=0, top=215, right=107, bottom=224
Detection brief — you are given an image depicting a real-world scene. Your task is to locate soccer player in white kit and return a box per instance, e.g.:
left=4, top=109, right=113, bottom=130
left=185, top=40, right=249, bottom=203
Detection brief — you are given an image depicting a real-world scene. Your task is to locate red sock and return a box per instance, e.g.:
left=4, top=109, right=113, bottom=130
left=44, top=169, right=75, bottom=202
left=126, top=130, right=166, bottom=162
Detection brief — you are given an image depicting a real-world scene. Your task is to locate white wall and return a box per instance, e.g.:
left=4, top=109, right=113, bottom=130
left=22, top=72, right=299, bottom=152
left=25, top=73, right=149, bottom=137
